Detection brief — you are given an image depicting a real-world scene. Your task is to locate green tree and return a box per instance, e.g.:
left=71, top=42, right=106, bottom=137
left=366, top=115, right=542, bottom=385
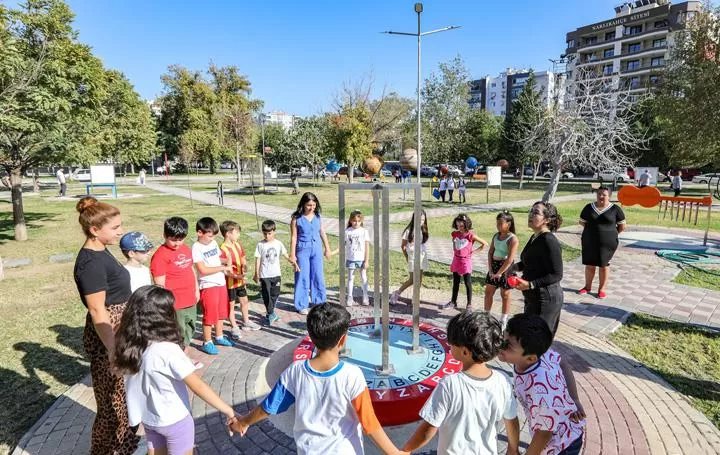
left=420, top=56, right=471, bottom=164
left=326, top=105, right=373, bottom=182
left=0, top=0, right=108, bottom=241
left=653, top=2, right=720, bottom=167
left=461, top=110, right=502, bottom=164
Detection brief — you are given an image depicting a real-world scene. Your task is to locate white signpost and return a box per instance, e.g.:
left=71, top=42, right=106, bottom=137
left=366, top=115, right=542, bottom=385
left=88, top=165, right=117, bottom=198
left=486, top=166, right=502, bottom=203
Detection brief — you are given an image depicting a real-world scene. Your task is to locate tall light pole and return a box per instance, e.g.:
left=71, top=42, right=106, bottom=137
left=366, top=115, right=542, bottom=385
left=259, top=113, right=266, bottom=187
left=384, top=3, right=460, bottom=182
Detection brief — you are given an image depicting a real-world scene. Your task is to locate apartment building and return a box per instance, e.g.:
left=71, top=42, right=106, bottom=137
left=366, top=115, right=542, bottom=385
left=470, top=69, right=564, bottom=116
left=564, top=0, right=701, bottom=93
left=264, top=111, right=299, bottom=130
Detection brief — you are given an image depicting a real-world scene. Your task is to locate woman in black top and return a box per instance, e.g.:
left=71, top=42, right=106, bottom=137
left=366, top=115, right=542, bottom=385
left=73, top=196, right=139, bottom=454
left=513, top=201, right=564, bottom=335
left=578, top=187, right=626, bottom=299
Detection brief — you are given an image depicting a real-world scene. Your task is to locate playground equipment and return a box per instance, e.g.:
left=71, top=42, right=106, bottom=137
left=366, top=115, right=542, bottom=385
left=618, top=185, right=713, bottom=246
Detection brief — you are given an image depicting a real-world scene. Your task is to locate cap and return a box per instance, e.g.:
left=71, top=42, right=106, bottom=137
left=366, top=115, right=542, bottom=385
left=120, top=231, right=154, bottom=252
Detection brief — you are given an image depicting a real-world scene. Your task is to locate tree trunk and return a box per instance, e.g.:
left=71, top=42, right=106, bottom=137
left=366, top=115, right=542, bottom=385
left=348, top=165, right=354, bottom=184
left=518, top=166, right=525, bottom=190
left=32, top=168, right=39, bottom=193
left=11, top=168, right=27, bottom=241
left=532, top=161, right=541, bottom=181
left=542, top=152, right=564, bottom=202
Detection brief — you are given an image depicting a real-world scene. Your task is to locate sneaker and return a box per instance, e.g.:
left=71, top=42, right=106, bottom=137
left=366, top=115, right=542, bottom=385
left=362, top=296, right=371, bottom=306
left=268, top=313, right=280, bottom=325
left=242, top=321, right=261, bottom=331
left=597, top=290, right=607, bottom=299
left=466, top=304, right=475, bottom=312
left=202, top=341, right=219, bottom=355
left=346, top=298, right=355, bottom=307
left=389, top=291, right=400, bottom=305
left=230, top=326, right=242, bottom=340
left=438, top=301, right=456, bottom=310
left=578, top=288, right=589, bottom=295
left=192, top=359, right=204, bottom=370
left=214, top=336, right=234, bottom=347
left=299, top=308, right=310, bottom=315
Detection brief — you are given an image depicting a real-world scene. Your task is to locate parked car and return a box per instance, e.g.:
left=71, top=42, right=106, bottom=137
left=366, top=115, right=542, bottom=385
left=72, top=168, right=91, bottom=182
left=593, top=169, right=631, bottom=182
left=692, top=173, right=720, bottom=184
left=381, top=163, right=402, bottom=177
left=436, top=164, right=462, bottom=177
left=543, top=169, right=574, bottom=179
left=420, top=165, right=438, bottom=177
left=337, top=166, right=366, bottom=178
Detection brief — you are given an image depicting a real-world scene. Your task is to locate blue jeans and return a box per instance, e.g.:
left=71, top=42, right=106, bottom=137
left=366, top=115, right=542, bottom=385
left=294, top=243, right=326, bottom=310
left=558, top=435, right=583, bottom=455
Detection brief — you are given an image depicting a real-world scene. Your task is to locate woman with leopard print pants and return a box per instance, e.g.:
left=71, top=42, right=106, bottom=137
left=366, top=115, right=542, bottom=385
left=73, top=197, right=139, bottom=454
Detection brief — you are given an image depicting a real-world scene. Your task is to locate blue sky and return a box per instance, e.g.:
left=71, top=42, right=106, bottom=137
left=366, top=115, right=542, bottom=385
left=60, top=0, right=624, bottom=115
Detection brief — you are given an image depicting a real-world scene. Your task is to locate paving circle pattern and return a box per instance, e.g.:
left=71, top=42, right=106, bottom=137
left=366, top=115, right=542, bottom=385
left=292, top=317, right=462, bottom=425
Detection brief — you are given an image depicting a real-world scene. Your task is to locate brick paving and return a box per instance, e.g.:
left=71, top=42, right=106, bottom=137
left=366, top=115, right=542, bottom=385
left=12, top=184, right=720, bottom=454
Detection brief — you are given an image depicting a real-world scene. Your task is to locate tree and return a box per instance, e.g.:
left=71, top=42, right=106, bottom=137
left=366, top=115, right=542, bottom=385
left=653, top=2, right=720, bottom=167
left=420, top=56, right=472, bottom=164
left=326, top=105, right=373, bottom=183
left=0, top=0, right=108, bottom=241
left=501, top=72, right=547, bottom=188
left=517, top=69, right=647, bottom=201
left=461, top=110, right=502, bottom=165
left=264, top=116, right=331, bottom=174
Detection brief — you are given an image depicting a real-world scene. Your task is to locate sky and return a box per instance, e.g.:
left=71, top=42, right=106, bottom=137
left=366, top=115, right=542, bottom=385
left=55, top=0, right=627, bottom=116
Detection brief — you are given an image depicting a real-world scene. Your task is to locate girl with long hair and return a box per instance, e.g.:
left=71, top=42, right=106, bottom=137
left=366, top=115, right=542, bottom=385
left=391, top=210, right=429, bottom=305
left=440, top=213, right=488, bottom=311
left=290, top=192, right=332, bottom=314
left=116, top=286, right=237, bottom=455
left=344, top=210, right=370, bottom=306
left=484, top=211, right=519, bottom=329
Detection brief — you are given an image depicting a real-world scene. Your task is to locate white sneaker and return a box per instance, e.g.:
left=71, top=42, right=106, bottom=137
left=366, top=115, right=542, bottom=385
left=362, top=296, right=370, bottom=306
left=346, top=298, right=355, bottom=307
left=230, top=326, right=242, bottom=340
left=390, top=291, right=399, bottom=305
left=242, top=320, right=261, bottom=331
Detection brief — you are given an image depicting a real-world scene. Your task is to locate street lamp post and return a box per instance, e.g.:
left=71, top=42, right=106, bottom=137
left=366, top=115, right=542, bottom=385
left=259, top=113, right=266, bottom=188
left=384, top=3, right=460, bottom=183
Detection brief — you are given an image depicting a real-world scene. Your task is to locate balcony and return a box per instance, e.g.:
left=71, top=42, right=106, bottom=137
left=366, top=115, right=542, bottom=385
left=621, top=61, right=665, bottom=74
left=621, top=44, right=667, bottom=57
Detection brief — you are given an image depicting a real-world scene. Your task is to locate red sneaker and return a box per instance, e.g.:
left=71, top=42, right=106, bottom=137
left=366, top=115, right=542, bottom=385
left=597, top=291, right=607, bottom=299
left=578, top=288, right=589, bottom=295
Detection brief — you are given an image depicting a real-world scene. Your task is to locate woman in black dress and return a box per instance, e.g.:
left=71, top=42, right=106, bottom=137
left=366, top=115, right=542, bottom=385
left=513, top=201, right=564, bottom=336
left=578, top=186, right=626, bottom=299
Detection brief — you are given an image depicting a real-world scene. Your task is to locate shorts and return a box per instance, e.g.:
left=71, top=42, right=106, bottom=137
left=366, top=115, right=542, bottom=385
left=407, top=250, right=428, bottom=272
left=485, top=258, right=513, bottom=290
left=345, top=260, right=364, bottom=269
left=175, top=305, right=197, bottom=347
left=228, top=286, right=248, bottom=302
left=200, top=286, right=230, bottom=325
left=144, top=413, right=195, bottom=454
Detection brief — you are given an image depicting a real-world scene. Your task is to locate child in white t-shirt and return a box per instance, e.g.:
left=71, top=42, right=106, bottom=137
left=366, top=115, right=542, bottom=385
left=498, top=314, right=586, bottom=455
left=231, top=303, right=406, bottom=455
left=253, top=220, right=297, bottom=325
left=119, top=231, right=153, bottom=292
left=192, top=217, right=235, bottom=356
left=403, top=311, right=520, bottom=455
left=115, top=286, right=237, bottom=455
left=344, top=210, right=370, bottom=306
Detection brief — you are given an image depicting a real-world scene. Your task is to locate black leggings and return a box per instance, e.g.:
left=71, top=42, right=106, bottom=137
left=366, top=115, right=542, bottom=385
left=451, top=272, right=472, bottom=306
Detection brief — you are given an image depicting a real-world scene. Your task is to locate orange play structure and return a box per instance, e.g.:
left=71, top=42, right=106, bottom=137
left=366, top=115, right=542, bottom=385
left=618, top=185, right=713, bottom=245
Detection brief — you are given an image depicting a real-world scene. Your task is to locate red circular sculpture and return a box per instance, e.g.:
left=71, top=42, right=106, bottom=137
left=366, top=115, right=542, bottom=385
left=292, top=317, right=462, bottom=426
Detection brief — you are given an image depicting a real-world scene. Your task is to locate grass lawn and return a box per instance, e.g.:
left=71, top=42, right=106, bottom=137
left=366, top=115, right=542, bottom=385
left=610, top=314, right=720, bottom=428
left=673, top=267, right=720, bottom=292
left=0, top=184, right=467, bottom=452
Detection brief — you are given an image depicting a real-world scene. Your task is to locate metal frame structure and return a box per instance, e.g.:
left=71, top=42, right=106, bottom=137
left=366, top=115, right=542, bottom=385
left=338, top=183, right=424, bottom=376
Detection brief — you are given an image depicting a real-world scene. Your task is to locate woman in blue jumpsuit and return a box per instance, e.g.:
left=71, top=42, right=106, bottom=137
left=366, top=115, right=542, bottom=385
left=290, top=192, right=332, bottom=314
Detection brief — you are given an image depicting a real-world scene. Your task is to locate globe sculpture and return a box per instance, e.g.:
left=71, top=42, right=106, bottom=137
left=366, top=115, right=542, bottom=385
left=326, top=159, right=341, bottom=173
left=497, top=159, right=509, bottom=169
left=439, top=166, right=448, bottom=176
left=364, top=155, right=384, bottom=175
left=400, top=148, right=418, bottom=171
left=465, top=156, right=478, bottom=169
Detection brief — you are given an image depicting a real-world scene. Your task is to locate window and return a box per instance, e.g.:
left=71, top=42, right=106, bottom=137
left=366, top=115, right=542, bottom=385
left=584, top=36, right=598, bottom=45
left=627, top=60, right=641, bottom=70
left=625, top=25, right=643, bottom=36
left=500, top=111, right=505, bottom=115
left=654, top=20, right=668, bottom=28
left=491, top=82, right=496, bottom=87
left=628, top=43, right=642, bottom=53
left=628, top=76, right=641, bottom=89
left=651, top=57, right=665, bottom=67
left=567, top=39, right=576, bottom=48
left=653, top=38, right=667, bottom=48
left=649, top=75, right=661, bottom=85
left=603, top=64, right=614, bottom=75
left=603, top=48, right=614, bottom=58
left=605, top=31, right=616, bottom=41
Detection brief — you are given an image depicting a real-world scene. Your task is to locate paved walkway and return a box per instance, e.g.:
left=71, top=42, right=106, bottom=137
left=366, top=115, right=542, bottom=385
left=12, top=183, right=720, bottom=454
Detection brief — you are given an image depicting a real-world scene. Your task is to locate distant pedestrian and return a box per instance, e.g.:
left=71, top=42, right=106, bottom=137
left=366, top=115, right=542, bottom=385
left=439, top=176, right=447, bottom=202
left=56, top=168, right=66, bottom=197
left=458, top=177, right=467, bottom=203
left=138, top=169, right=146, bottom=185
left=671, top=171, right=683, bottom=197
left=447, top=175, right=456, bottom=202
